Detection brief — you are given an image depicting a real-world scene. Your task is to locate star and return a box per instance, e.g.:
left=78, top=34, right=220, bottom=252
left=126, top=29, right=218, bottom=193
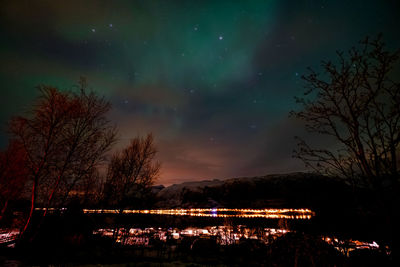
left=109, top=23, right=113, bottom=27
left=91, top=28, right=96, bottom=33
left=194, top=27, right=198, bottom=31
left=219, top=35, right=223, bottom=40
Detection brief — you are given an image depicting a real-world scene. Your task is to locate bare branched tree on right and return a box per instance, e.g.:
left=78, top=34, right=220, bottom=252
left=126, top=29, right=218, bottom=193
left=103, top=133, right=160, bottom=208
left=291, top=35, right=400, bottom=189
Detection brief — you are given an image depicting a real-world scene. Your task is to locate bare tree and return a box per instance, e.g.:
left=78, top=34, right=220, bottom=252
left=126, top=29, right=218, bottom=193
left=291, top=35, right=400, bottom=189
left=0, top=140, right=29, bottom=221
left=103, top=133, right=160, bottom=208
left=49, top=79, right=116, bottom=210
left=10, top=78, right=116, bottom=236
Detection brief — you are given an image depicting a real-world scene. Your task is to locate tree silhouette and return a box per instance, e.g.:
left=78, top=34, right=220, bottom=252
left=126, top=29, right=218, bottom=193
left=291, top=35, right=400, bottom=189
left=103, top=133, right=160, bottom=208
left=10, top=78, right=116, bottom=236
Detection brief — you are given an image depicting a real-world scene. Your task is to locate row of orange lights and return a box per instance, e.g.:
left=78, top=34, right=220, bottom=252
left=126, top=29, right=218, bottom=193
left=82, top=208, right=314, bottom=219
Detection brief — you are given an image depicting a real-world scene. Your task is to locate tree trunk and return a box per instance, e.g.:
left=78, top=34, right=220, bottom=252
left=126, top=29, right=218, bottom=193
left=0, top=199, right=9, bottom=221
left=21, top=177, right=38, bottom=237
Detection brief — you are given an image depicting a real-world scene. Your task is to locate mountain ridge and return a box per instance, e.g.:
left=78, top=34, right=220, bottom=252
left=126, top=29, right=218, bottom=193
left=154, top=172, right=351, bottom=210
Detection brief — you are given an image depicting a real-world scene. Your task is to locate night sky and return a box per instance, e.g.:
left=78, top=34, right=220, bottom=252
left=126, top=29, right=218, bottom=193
left=1, top=1, right=399, bottom=185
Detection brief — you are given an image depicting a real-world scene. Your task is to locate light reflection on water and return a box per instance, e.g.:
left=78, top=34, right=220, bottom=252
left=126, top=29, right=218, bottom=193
left=94, top=226, right=290, bottom=246
left=83, top=208, right=314, bottom=219
left=87, top=208, right=383, bottom=256
left=0, top=229, right=19, bottom=247
left=93, top=225, right=383, bottom=256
